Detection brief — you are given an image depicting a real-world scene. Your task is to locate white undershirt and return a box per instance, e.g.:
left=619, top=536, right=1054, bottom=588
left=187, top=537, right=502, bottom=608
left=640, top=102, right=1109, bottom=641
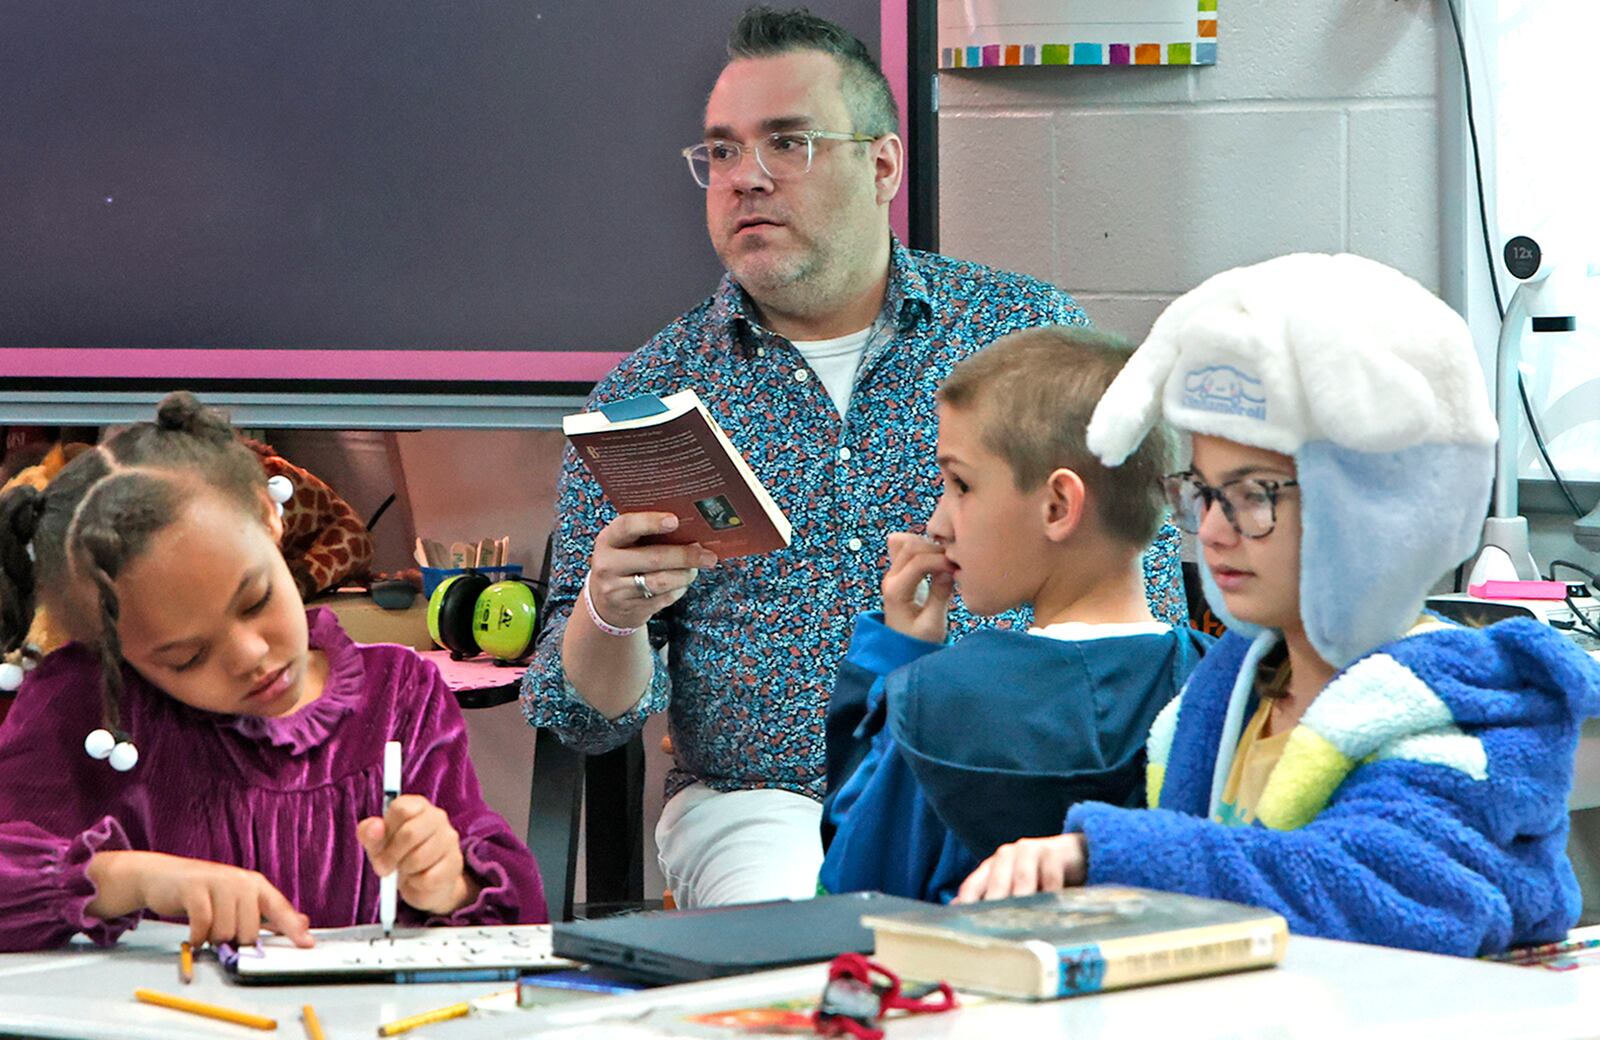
left=790, top=325, right=873, bottom=417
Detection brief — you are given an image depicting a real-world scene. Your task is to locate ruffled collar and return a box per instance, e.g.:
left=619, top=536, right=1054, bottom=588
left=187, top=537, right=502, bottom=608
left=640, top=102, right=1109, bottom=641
left=225, top=608, right=365, bottom=755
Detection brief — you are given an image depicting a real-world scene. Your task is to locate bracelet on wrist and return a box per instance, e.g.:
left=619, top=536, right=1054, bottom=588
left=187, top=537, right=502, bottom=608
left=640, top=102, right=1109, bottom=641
left=583, top=574, right=644, bottom=638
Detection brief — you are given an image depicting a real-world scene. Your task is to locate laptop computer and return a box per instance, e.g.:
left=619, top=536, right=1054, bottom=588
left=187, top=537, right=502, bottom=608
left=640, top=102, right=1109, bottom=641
left=551, top=892, right=930, bottom=984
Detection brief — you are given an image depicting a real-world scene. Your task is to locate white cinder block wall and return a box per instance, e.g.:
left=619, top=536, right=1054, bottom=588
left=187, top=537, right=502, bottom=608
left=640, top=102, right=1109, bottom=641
left=937, top=0, right=1444, bottom=344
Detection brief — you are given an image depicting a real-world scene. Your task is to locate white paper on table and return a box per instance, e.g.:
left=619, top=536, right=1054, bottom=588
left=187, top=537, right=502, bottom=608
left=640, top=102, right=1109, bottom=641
left=231, top=924, right=575, bottom=983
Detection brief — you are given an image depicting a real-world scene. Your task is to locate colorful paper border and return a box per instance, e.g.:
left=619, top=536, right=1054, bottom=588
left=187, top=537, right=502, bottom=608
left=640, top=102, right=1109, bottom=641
left=942, top=0, right=1216, bottom=68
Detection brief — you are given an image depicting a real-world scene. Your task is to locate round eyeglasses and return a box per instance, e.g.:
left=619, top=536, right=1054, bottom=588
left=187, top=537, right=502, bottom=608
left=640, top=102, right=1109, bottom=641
left=681, top=129, right=876, bottom=188
left=1161, top=471, right=1300, bottom=540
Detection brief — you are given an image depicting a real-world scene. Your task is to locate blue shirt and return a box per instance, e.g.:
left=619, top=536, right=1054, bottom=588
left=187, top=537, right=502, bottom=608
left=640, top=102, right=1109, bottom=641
left=820, top=613, right=1206, bottom=903
left=520, top=240, right=1187, bottom=801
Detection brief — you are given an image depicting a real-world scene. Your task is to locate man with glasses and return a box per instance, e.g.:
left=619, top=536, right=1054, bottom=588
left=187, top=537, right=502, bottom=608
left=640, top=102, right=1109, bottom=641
left=520, top=5, right=1185, bottom=909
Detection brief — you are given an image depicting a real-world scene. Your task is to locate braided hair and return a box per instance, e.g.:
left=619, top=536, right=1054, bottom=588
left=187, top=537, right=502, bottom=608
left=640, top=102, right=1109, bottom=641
left=0, top=487, right=48, bottom=658
left=0, top=392, right=266, bottom=739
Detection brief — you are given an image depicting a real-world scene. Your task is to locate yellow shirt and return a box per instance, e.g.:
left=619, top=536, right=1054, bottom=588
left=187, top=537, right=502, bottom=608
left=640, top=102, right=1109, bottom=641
left=1210, top=617, right=1451, bottom=827
left=1214, top=696, right=1293, bottom=827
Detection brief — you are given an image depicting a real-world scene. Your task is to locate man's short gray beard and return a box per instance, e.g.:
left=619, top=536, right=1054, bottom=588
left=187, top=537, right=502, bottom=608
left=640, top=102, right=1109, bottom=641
left=725, top=245, right=857, bottom=319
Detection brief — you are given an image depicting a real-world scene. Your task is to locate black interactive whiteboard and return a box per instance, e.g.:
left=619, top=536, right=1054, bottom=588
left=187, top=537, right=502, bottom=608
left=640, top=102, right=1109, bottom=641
left=0, top=0, right=931, bottom=427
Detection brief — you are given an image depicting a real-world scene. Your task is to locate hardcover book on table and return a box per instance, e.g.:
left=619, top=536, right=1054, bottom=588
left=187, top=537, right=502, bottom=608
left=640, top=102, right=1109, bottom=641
left=861, top=887, right=1287, bottom=1000
left=563, top=390, right=792, bottom=559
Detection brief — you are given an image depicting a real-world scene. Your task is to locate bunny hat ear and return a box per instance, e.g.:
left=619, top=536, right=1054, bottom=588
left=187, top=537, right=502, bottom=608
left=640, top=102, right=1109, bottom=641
left=1087, top=253, right=1498, bottom=668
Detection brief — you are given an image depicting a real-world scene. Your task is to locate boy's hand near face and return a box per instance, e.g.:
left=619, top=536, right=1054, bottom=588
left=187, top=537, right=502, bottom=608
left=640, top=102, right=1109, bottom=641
left=357, top=795, right=480, bottom=917
left=882, top=532, right=958, bottom=644
left=954, top=833, right=1089, bottom=903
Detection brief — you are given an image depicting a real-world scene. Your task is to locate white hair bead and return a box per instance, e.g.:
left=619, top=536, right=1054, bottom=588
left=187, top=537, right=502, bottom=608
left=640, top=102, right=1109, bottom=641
left=108, top=740, right=139, bottom=772
left=0, top=662, right=22, bottom=692
left=84, top=728, right=116, bottom=760
left=266, top=475, right=293, bottom=519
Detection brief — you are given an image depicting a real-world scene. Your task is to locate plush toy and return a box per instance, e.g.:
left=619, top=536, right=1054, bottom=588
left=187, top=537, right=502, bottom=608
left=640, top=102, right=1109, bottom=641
left=243, top=439, right=375, bottom=600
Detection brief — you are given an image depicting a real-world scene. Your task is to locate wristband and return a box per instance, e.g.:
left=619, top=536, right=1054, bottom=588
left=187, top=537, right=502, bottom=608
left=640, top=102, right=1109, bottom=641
left=583, top=573, right=644, bottom=638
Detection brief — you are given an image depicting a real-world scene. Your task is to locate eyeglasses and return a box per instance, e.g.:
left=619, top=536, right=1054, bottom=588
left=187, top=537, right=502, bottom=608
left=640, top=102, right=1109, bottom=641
left=681, top=129, right=877, bottom=188
left=1161, top=471, right=1300, bottom=540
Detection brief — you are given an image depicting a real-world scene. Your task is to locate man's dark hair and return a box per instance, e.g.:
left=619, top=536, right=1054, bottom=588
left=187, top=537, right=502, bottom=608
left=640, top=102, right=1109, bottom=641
left=728, top=6, right=899, bottom=137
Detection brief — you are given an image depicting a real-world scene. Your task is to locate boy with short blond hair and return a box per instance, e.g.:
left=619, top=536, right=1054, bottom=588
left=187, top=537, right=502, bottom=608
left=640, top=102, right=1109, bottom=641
left=936, top=326, right=1173, bottom=547
left=820, top=326, right=1209, bottom=903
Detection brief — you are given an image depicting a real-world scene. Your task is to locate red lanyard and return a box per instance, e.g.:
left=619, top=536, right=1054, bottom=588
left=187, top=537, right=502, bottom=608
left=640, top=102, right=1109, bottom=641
left=813, top=953, right=958, bottom=1040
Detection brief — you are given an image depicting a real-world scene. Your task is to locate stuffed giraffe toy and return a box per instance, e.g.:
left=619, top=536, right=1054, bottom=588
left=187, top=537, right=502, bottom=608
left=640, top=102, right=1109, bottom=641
left=242, top=439, right=375, bottom=600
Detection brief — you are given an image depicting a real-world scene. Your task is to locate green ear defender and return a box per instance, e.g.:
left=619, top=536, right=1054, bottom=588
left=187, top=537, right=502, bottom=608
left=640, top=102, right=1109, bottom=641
left=427, top=573, right=542, bottom=662
left=427, top=573, right=491, bottom=659
left=473, top=580, right=540, bottom=660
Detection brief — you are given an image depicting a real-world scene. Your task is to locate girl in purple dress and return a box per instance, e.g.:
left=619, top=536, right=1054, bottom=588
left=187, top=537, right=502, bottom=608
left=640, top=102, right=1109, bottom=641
left=0, top=393, right=546, bottom=952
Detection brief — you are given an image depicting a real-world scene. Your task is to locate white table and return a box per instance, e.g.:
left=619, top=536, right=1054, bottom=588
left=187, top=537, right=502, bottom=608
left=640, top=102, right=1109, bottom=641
left=4, top=923, right=1600, bottom=1040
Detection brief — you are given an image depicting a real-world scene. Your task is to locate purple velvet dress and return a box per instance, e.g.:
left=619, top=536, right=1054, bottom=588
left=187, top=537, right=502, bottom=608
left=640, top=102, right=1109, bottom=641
left=0, top=608, right=546, bottom=951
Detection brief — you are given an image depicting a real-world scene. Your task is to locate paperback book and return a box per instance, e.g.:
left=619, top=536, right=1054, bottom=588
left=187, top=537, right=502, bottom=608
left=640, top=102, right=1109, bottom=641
left=563, top=390, right=791, bottom=559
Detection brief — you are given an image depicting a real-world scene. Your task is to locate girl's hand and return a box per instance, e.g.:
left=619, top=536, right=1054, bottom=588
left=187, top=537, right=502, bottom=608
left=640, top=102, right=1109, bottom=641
left=955, top=834, right=1089, bottom=903
left=86, top=850, right=314, bottom=948
left=358, top=795, right=480, bottom=917
left=881, top=532, right=957, bottom=643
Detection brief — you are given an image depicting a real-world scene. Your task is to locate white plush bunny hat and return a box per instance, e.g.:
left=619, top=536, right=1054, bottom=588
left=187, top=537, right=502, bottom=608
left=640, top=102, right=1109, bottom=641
left=1087, top=253, right=1498, bottom=668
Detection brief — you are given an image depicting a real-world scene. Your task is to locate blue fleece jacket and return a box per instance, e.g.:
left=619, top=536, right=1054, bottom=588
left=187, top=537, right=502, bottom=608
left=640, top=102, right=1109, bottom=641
left=1066, top=619, right=1600, bottom=956
left=821, top=612, right=1208, bottom=903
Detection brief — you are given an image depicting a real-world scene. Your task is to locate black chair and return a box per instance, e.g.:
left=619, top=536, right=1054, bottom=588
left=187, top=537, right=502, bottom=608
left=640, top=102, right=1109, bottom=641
left=524, top=728, right=646, bottom=922
left=448, top=662, right=645, bottom=924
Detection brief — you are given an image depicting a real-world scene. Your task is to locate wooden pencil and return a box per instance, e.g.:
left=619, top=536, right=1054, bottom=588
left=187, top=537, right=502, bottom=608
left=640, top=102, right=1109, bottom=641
left=134, top=988, right=277, bottom=1031
left=376, top=999, right=472, bottom=1036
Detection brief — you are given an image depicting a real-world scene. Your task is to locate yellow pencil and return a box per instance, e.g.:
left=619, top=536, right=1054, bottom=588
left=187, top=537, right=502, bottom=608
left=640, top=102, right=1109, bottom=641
left=303, top=1003, right=327, bottom=1040
left=376, top=999, right=472, bottom=1036
left=178, top=940, right=194, bottom=984
left=134, top=988, right=277, bottom=1031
